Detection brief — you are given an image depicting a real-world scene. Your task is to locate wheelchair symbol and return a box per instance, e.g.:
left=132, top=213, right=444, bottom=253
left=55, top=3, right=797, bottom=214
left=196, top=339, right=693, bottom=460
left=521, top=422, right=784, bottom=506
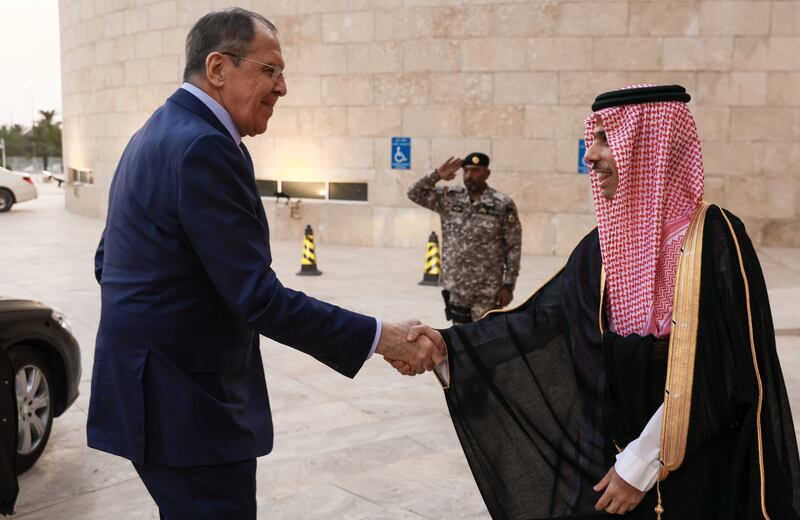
left=394, top=146, right=409, bottom=164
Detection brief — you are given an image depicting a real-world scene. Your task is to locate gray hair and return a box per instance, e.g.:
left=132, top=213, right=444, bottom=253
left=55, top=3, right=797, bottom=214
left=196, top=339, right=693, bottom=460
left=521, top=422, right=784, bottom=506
left=183, top=7, right=276, bottom=82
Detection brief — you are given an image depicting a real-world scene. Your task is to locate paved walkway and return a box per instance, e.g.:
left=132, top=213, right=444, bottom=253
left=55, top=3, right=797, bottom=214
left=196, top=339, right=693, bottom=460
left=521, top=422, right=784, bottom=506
left=2, top=180, right=799, bottom=519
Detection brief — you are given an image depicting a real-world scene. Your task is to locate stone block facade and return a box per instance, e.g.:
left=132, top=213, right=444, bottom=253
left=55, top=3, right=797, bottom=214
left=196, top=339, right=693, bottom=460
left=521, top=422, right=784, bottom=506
left=60, top=0, right=800, bottom=252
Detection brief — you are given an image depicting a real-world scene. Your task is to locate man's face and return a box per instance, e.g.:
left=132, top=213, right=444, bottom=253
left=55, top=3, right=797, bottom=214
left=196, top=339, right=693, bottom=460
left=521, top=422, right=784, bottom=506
left=463, top=165, right=490, bottom=194
left=217, top=24, right=287, bottom=137
left=584, top=121, right=619, bottom=200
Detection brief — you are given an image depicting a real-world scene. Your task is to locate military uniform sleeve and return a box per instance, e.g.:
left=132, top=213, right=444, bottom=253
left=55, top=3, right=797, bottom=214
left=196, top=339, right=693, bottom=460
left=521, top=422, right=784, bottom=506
left=407, top=171, right=445, bottom=214
left=502, top=199, right=522, bottom=289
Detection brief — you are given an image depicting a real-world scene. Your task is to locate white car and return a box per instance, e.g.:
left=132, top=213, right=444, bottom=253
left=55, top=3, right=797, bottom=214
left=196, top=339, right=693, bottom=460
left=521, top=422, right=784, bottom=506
left=0, top=167, right=38, bottom=212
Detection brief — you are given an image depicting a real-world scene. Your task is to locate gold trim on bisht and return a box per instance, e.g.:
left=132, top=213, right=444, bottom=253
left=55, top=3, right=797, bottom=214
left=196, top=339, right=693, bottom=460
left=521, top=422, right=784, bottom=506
left=599, top=267, right=607, bottom=335
left=719, top=209, right=770, bottom=520
left=658, top=201, right=710, bottom=479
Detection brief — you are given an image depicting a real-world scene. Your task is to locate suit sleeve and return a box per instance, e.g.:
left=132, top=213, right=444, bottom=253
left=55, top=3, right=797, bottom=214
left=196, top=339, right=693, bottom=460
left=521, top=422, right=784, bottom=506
left=177, top=134, right=376, bottom=378
left=94, top=231, right=105, bottom=284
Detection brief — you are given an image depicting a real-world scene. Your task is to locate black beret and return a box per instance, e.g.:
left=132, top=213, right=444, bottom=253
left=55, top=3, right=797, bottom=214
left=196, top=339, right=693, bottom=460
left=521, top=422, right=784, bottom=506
left=462, top=152, right=490, bottom=167
left=592, top=84, right=691, bottom=112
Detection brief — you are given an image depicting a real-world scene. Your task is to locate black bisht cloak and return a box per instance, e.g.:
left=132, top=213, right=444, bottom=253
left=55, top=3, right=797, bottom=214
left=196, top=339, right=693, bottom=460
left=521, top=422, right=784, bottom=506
left=441, top=205, right=800, bottom=519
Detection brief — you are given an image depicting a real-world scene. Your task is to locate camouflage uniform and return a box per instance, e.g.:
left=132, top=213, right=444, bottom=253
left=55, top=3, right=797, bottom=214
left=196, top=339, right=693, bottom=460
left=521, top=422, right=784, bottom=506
left=408, top=171, right=522, bottom=322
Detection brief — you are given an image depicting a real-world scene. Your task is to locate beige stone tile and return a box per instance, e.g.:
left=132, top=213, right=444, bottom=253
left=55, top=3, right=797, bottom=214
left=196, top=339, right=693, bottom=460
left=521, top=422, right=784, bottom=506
left=295, top=0, right=349, bottom=14
left=733, top=37, right=800, bottom=72
left=374, top=8, right=433, bottom=42
left=462, top=106, right=525, bottom=137
left=147, top=0, right=178, bottom=31
left=524, top=105, right=588, bottom=139
left=280, top=75, right=322, bottom=107
left=402, top=39, right=462, bottom=72
left=553, top=212, right=597, bottom=256
left=528, top=37, right=592, bottom=71
left=699, top=1, right=770, bottom=36
left=771, top=1, right=800, bottom=36
left=430, top=72, right=494, bottom=106
left=431, top=6, right=492, bottom=39
left=494, top=72, right=558, bottom=105
left=767, top=73, right=800, bottom=107
left=490, top=2, right=560, bottom=37
left=273, top=15, right=323, bottom=45
left=492, top=138, right=557, bottom=172
left=296, top=106, right=349, bottom=137
left=429, top=138, right=492, bottom=165
left=373, top=73, right=431, bottom=106
left=134, top=31, right=162, bottom=59
left=663, top=37, right=734, bottom=71
left=372, top=206, right=440, bottom=248
left=347, top=42, right=403, bottom=74
left=730, top=107, right=800, bottom=142
left=250, top=0, right=297, bottom=16
left=557, top=2, right=628, bottom=36
left=267, top=107, right=300, bottom=136
left=696, top=72, right=767, bottom=107
left=702, top=142, right=764, bottom=176
left=725, top=176, right=799, bottom=219
left=285, top=44, right=348, bottom=75
left=322, top=11, right=374, bottom=43
left=463, top=38, right=527, bottom=72
left=322, top=137, right=374, bottom=168
left=348, top=0, right=404, bottom=9
left=519, top=212, right=557, bottom=256
left=593, top=37, right=663, bottom=71
left=628, top=2, right=698, bottom=36
left=272, top=136, right=324, bottom=171
left=347, top=106, right=403, bottom=136
left=692, top=106, right=730, bottom=142
left=558, top=71, right=628, bottom=105
left=623, top=72, right=697, bottom=95
left=323, top=75, right=374, bottom=106
left=402, top=105, right=463, bottom=137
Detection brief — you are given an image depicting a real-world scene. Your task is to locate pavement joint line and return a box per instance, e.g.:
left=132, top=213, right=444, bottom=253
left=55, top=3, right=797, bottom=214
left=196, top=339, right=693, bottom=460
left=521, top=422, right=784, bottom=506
left=13, top=476, right=144, bottom=518
left=330, top=483, right=435, bottom=520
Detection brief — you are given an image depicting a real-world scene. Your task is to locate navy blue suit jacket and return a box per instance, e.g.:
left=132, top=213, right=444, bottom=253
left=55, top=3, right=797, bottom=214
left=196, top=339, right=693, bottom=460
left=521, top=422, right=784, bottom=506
left=87, top=88, right=376, bottom=466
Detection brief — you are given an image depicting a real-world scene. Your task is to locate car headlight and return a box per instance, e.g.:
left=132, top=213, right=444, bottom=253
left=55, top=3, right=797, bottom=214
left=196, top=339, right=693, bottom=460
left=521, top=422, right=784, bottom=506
left=51, top=309, right=73, bottom=334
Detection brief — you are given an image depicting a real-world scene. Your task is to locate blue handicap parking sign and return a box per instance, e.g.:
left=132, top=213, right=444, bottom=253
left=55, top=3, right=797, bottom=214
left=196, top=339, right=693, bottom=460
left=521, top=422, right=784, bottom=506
left=577, top=139, right=589, bottom=174
left=391, top=137, right=411, bottom=169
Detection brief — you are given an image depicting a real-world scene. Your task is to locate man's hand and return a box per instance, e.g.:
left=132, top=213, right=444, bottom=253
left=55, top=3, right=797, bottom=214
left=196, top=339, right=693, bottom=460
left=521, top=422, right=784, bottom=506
left=495, top=286, right=513, bottom=307
left=593, top=466, right=646, bottom=515
left=385, top=324, right=447, bottom=376
left=376, top=320, right=445, bottom=374
left=435, top=157, right=462, bottom=181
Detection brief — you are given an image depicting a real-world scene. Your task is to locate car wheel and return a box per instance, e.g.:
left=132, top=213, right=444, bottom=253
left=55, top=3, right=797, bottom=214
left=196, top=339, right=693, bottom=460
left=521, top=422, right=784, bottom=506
left=9, top=345, right=54, bottom=474
left=0, top=189, right=13, bottom=212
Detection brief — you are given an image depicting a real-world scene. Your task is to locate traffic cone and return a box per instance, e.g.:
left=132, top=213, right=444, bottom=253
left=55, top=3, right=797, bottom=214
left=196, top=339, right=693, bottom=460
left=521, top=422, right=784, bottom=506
left=418, top=231, right=441, bottom=286
left=297, top=224, right=322, bottom=276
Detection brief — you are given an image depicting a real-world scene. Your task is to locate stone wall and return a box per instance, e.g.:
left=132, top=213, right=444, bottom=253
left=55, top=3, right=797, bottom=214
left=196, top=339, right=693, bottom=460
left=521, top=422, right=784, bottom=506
left=59, top=0, right=800, bottom=252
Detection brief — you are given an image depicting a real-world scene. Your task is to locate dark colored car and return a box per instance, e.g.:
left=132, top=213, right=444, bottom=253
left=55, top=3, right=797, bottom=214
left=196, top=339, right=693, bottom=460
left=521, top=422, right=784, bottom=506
left=0, top=298, right=81, bottom=474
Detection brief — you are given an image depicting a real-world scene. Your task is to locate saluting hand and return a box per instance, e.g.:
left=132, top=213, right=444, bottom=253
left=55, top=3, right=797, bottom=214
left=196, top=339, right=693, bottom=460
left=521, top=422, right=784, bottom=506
left=435, top=157, right=462, bottom=181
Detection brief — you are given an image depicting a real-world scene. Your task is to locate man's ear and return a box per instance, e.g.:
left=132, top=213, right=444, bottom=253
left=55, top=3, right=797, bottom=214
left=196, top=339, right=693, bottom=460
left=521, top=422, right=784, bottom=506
left=486, top=168, right=491, bottom=179
left=205, top=52, right=226, bottom=88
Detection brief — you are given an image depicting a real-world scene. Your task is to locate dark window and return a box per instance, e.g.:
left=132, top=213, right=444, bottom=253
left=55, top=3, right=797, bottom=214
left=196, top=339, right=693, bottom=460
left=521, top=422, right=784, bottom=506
left=329, top=182, right=368, bottom=201
left=256, top=179, right=278, bottom=197
left=281, top=181, right=326, bottom=200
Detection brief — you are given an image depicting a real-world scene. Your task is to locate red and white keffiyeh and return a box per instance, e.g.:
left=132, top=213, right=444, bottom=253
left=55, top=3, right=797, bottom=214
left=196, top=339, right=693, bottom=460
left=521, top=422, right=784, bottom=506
left=585, top=85, right=704, bottom=338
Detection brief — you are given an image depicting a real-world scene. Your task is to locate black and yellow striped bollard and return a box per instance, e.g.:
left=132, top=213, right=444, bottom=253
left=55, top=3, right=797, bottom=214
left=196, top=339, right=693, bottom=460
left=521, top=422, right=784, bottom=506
left=297, top=224, right=322, bottom=276
left=419, top=231, right=441, bottom=286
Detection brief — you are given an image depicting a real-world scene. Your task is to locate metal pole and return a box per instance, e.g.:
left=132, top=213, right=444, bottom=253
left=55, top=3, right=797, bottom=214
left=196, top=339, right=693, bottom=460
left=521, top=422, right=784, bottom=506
left=0, top=138, right=6, bottom=169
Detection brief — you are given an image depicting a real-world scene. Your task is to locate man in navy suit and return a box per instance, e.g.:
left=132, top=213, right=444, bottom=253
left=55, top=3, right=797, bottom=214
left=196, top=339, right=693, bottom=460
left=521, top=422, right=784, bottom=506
left=88, top=8, right=444, bottom=519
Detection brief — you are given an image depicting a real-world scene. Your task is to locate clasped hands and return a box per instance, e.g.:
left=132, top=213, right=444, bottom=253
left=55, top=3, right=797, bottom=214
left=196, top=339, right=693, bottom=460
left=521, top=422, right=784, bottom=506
left=375, top=320, right=445, bottom=376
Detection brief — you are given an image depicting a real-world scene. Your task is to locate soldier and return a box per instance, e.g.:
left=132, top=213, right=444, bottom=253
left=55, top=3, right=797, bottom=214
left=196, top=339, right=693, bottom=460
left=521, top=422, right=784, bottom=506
left=408, top=152, right=522, bottom=323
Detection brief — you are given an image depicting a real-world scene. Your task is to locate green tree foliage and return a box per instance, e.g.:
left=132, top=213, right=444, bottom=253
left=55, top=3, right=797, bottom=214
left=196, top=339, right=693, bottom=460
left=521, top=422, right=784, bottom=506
left=0, top=110, right=62, bottom=169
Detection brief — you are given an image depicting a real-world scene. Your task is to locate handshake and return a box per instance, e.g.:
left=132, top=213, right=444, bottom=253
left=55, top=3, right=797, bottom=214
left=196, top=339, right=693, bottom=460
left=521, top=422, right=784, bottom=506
left=375, top=320, right=446, bottom=377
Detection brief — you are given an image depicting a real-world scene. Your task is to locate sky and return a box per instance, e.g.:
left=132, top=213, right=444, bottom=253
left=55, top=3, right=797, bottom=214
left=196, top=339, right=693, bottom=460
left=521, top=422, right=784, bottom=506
left=0, top=0, right=62, bottom=127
